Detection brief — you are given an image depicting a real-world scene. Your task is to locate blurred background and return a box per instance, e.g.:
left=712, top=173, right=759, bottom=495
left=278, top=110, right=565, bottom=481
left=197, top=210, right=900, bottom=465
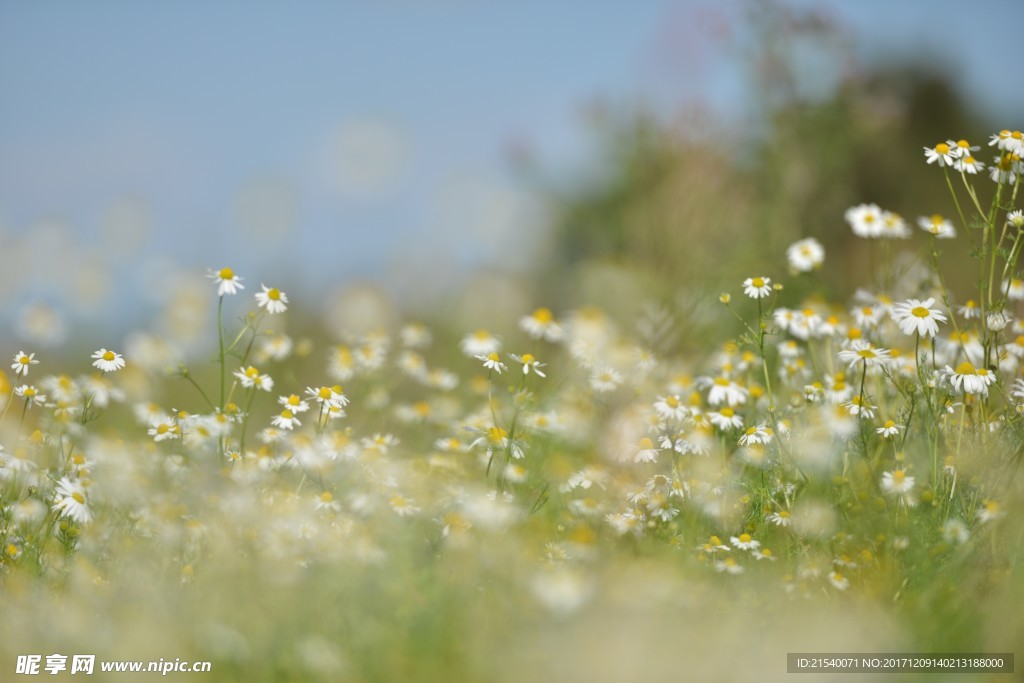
left=1, top=0, right=1022, bottom=351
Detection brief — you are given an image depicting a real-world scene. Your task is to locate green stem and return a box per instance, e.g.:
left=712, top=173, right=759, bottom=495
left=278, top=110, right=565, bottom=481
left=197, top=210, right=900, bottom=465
left=218, top=296, right=226, bottom=411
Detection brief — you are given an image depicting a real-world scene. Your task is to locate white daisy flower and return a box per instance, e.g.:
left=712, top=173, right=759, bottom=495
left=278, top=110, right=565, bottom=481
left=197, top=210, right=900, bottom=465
left=707, top=407, right=743, bottom=430
left=881, top=469, right=915, bottom=495
left=1003, top=278, right=1024, bottom=301
left=702, top=376, right=750, bottom=407
left=837, top=340, right=891, bottom=369
left=954, top=155, right=984, bottom=174
left=845, top=203, right=883, bottom=238
left=459, top=330, right=501, bottom=357
left=509, top=353, right=546, bottom=377
left=208, top=267, right=244, bottom=296
left=271, top=409, right=301, bottom=430
left=91, top=348, right=126, bottom=373
left=876, top=420, right=901, bottom=439
left=766, top=510, right=792, bottom=527
left=52, top=477, right=93, bottom=524
left=828, top=571, right=850, bottom=591
left=588, top=366, right=623, bottom=393
left=520, top=307, right=563, bottom=342
left=305, top=385, right=349, bottom=409
left=14, top=385, right=46, bottom=408
left=942, top=362, right=995, bottom=396
left=976, top=500, right=1005, bottom=523
left=730, top=533, right=760, bottom=550
left=714, top=557, right=744, bottom=575
left=989, top=154, right=1018, bottom=184
left=475, top=353, right=508, bottom=374
left=737, top=424, right=773, bottom=446
left=1007, top=210, right=1024, bottom=230
left=880, top=211, right=910, bottom=239
left=786, top=237, right=824, bottom=272
left=989, top=130, right=1022, bottom=153
left=923, top=141, right=955, bottom=167
left=255, top=284, right=288, bottom=314
left=742, top=276, right=772, bottom=299
left=958, top=300, right=980, bottom=319
left=890, top=298, right=947, bottom=338
left=653, top=395, right=689, bottom=421
left=633, top=437, right=660, bottom=463
left=917, top=214, right=956, bottom=238
left=148, top=420, right=179, bottom=442
left=11, top=351, right=38, bottom=377
left=949, top=138, right=980, bottom=158
left=842, top=396, right=876, bottom=419
left=234, top=366, right=274, bottom=392
left=315, top=491, right=341, bottom=512
left=277, top=394, right=310, bottom=413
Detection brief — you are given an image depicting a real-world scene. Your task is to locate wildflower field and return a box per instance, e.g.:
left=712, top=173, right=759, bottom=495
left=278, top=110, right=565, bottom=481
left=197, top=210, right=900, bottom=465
left=3, top=129, right=1024, bottom=682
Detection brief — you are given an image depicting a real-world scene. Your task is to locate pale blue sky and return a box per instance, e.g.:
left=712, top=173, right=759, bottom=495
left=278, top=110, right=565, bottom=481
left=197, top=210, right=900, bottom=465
left=0, top=0, right=1021, bottom=337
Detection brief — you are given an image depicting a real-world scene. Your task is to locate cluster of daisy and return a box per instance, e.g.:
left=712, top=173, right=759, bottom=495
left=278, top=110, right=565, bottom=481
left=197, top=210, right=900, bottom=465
left=924, top=133, right=1024, bottom=183
left=2, top=133, right=1023, bottom=638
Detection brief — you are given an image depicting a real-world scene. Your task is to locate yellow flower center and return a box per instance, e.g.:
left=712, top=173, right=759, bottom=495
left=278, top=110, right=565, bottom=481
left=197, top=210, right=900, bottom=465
left=245, top=367, right=259, bottom=378
left=487, top=352, right=500, bottom=362
left=738, top=533, right=752, bottom=543
left=521, top=354, right=535, bottom=364
left=473, top=330, right=490, bottom=340
left=18, top=355, right=29, bottom=365
left=638, top=437, right=654, bottom=450
left=102, top=351, right=115, bottom=361
left=884, top=420, right=896, bottom=429
left=487, top=426, right=508, bottom=443
left=280, top=410, right=294, bottom=419
left=267, top=288, right=281, bottom=301
left=857, top=348, right=876, bottom=359
left=23, top=388, right=35, bottom=397
left=964, top=156, right=975, bottom=165
left=955, top=361, right=976, bottom=375
left=751, top=277, right=765, bottom=287
left=911, top=307, right=930, bottom=318
left=287, top=395, right=300, bottom=406
left=665, top=396, right=679, bottom=407
left=956, top=139, right=969, bottom=149
left=318, top=387, right=332, bottom=400
left=320, top=492, right=334, bottom=503
left=935, top=143, right=950, bottom=154
left=1013, top=131, right=1023, bottom=140
left=218, top=267, right=234, bottom=280
left=157, top=424, right=169, bottom=434
left=720, top=407, right=734, bottom=417
left=532, top=307, right=553, bottom=323
left=891, top=470, right=906, bottom=484
left=72, top=492, right=86, bottom=505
